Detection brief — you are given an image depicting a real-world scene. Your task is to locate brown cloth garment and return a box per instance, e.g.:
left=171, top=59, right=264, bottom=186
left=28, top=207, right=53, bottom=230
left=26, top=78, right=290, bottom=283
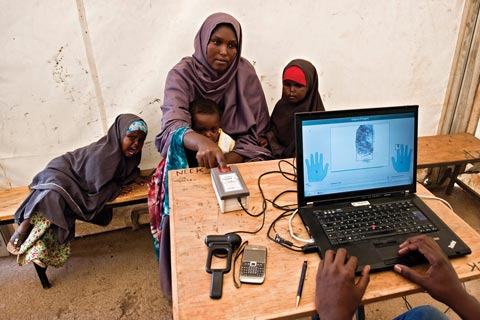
left=14, top=114, right=145, bottom=243
left=267, top=59, right=325, bottom=158
left=155, top=12, right=272, bottom=161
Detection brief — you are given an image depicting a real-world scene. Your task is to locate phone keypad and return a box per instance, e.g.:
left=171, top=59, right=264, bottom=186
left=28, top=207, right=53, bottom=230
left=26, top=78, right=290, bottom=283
left=241, top=261, right=265, bottom=276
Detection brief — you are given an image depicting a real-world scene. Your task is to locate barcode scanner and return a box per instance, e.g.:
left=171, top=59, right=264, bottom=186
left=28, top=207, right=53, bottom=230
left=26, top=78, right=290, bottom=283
left=205, top=233, right=242, bottom=299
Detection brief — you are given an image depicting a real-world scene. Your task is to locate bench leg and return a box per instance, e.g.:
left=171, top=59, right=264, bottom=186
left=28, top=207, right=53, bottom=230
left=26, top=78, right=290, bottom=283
left=33, top=262, right=51, bottom=289
left=446, top=165, right=462, bottom=195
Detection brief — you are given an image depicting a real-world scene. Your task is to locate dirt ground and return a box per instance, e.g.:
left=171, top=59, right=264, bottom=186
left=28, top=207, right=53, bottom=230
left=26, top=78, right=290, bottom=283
left=0, top=224, right=173, bottom=320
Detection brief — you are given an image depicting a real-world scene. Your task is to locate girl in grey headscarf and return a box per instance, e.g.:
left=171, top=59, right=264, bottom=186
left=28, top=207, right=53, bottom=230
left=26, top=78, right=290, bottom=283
left=8, top=114, right=147, bottom=268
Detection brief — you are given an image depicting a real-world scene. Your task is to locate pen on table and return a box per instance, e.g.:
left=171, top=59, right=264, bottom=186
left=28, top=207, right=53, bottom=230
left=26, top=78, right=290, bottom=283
left=296, top=259, right=308, bottom=308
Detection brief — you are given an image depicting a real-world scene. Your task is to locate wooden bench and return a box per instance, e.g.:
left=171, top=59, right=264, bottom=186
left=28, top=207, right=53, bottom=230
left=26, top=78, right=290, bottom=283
left=0, top=170, right=152, bottom=289
left=0, top=170, right=152, bottom=225
left=417, top=133, right=480, bottom=195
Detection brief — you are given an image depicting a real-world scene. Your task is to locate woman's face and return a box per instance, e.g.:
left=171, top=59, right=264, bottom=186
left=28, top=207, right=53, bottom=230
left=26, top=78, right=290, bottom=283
left=206, top=25, right=238, bottom=73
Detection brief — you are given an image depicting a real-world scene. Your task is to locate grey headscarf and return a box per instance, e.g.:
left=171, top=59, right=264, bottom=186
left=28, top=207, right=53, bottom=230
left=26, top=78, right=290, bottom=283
left=155, top=12, right=272, bottom=161
left=14, top=113, right=146, bottom=242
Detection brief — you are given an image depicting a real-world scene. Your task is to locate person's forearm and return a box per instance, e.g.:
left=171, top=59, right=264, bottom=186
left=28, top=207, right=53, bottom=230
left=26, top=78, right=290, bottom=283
left=448, top=292, right=480, bottom=320
left=183, top=131, right=209, bottom=151
left=224, top=151, right=244, bottom=164
left=184, top=131, right=226, bottom=168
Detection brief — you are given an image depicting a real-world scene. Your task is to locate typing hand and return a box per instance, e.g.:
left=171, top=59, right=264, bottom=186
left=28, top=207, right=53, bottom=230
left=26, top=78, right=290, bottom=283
left=305, top=152, right=329, bottom=182
left=315, top=248, right=370, bottom=320
left=394, top=235, right=466, bottom=308
left=391, top=144, right=412, bottom=172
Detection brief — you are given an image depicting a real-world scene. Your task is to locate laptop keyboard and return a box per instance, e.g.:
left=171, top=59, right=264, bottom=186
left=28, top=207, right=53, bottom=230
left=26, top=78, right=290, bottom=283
left=315, top=200, right=438, bottom=245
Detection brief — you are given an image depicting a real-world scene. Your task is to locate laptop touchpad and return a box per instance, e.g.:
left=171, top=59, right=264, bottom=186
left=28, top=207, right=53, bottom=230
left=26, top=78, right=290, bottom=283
left=375, top=240, right=427, bottom=266
left=376, top=246, right=401, bottom=265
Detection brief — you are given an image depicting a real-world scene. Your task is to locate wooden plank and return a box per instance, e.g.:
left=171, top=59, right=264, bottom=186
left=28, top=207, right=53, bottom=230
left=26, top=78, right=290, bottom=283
left=0, top=186, right=30, bottom=222
left=417, top=133, right=480, bottom=168
left=438, top=0, right=480, bottom=135
left=0, top=169, right=152, bottom=223
left=106, top=182, right=149, bottom=206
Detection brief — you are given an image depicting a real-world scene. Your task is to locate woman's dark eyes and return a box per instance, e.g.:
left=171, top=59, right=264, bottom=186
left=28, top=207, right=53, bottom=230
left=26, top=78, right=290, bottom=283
left=211, top=39, right=237, bottom=48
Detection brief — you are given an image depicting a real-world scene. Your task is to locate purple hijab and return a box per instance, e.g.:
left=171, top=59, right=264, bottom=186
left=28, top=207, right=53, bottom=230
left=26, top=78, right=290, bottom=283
left=14, top=113, right=146, bottom=242
left=268, top=59, right=325, bottom=158
left=155, top=12, right=271, bottom=161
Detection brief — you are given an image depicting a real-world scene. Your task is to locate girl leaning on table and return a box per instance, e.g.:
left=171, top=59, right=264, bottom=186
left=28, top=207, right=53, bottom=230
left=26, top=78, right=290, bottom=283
left=7, top=113, right=148, bottom=269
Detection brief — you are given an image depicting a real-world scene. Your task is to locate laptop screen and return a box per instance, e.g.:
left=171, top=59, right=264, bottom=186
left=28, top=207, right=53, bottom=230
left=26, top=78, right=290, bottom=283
left=295, top=105, right=418, bottom=207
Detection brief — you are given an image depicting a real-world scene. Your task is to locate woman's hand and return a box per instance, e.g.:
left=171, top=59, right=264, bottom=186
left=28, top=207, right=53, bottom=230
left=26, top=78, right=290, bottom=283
left=184, top=131, right=226, bottom=168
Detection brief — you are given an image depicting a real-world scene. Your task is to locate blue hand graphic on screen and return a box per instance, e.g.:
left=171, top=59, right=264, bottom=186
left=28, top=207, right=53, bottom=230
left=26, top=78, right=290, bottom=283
left=391, top=144, right=412, bottom=172
left=305, top=152, right=329, bottom=182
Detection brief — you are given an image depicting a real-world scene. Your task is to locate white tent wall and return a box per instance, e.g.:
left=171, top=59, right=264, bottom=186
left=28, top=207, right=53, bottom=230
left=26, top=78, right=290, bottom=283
left=0, top=0, right=465, bottom=188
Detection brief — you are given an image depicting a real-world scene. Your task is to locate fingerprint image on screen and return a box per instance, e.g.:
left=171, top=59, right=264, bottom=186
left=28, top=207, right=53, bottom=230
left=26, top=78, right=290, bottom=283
left=356, top=124, right=374, bottom=161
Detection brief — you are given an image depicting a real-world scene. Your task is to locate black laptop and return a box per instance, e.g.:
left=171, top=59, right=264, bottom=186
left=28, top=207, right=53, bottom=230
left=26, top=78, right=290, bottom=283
left=295, top=105, right=471, bottom=272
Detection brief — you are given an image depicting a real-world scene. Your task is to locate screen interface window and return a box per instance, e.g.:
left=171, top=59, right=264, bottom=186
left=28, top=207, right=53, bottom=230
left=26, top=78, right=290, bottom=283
left=302, top=113, right=415, bottom=197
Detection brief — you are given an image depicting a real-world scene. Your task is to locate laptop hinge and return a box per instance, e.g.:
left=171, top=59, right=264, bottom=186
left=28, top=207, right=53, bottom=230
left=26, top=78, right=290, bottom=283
left=306, top=202, right=314, bottom=207
left=380, top=190, right=410, bottom=197
left=394, top=190, right=410, bottom=196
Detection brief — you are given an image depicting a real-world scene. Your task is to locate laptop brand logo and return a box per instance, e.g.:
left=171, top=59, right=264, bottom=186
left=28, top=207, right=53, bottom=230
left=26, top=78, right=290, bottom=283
left=448, top=240, right=457, bottom=249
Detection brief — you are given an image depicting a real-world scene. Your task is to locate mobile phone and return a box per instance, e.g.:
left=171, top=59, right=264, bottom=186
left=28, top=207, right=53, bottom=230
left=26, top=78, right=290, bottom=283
left=240, top=245, right=267, bottom=284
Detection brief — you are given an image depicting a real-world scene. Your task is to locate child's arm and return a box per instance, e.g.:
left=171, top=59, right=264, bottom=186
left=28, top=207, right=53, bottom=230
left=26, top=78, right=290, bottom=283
left=120, top=184, right=133, bottom=196
left=119, top=171, right=150, bottom=196
left=134, top=175, right=150, bottom=186
left=258, top=136, right=269, bottom=148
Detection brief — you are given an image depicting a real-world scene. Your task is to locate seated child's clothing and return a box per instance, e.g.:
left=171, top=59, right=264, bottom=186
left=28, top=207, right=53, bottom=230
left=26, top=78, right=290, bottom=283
left=10, top=114, right=147, bottom=267
left=217, top=128, right=235, bottom=153
left=267, top=59, right=325, bottom=159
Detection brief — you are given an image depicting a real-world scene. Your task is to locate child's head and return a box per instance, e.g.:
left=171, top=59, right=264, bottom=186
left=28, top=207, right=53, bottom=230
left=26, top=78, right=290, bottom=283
left=189, top=98, right=221, bottom=143
left=282, top=65, right=307, bottom=104
left=121, top=119, right=147, bottom=158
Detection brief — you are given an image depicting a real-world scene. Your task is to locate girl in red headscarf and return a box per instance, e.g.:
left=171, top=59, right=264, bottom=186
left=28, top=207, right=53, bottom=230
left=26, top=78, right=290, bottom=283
left=264, top=59, right=325, bottom=159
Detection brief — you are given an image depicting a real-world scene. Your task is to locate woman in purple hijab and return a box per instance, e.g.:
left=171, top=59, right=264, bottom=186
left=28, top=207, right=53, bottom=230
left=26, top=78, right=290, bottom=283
left=155, top=12, right=272, bottom=168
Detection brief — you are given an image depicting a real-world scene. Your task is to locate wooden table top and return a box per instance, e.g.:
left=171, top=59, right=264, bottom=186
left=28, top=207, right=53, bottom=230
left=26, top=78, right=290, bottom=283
left=168, top=159, right=480, bottom=320
left=418, top=133, right=480, bottom=168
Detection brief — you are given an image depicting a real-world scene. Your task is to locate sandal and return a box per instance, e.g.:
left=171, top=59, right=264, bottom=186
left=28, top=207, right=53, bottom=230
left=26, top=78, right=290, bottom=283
left=6, top=229, right=29, bottom=255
